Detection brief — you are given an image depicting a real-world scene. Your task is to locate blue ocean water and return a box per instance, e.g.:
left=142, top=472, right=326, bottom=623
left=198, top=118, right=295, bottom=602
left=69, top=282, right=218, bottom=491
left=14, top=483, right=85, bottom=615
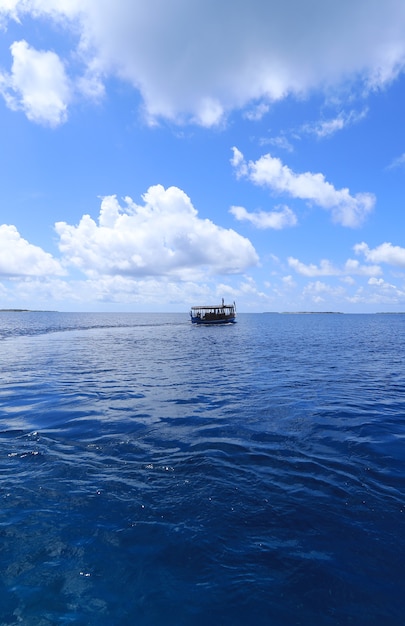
left=0, top=311, right=404, bottom=625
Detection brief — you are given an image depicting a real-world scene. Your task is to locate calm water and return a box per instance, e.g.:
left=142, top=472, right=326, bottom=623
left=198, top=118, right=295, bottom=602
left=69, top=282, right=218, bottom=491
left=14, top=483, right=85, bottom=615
left=0, top=311, right=404, bottom=625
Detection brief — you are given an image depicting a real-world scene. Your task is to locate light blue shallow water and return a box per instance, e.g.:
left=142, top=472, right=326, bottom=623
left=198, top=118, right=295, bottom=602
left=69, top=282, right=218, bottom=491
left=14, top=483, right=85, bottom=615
left=0, top=311, right=404, bottom=625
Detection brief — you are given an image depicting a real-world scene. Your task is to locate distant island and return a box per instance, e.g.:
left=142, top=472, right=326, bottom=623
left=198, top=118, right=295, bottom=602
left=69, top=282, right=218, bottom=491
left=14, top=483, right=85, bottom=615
left=263, top=311, right=344, bottom=315
left=0, top=309, right=57, bottom=312
left=262, top=311, right=405, bottom=315
left=282, top=311, right=343, bottom=314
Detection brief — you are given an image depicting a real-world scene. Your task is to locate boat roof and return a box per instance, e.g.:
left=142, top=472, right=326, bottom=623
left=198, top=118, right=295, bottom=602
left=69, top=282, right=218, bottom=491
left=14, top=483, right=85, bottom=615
left=191, top=303, right=234, bottom=310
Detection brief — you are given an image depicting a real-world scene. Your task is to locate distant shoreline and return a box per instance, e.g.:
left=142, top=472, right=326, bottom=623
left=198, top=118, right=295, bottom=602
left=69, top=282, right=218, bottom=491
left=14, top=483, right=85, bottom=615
left=263, top=311, right=344, bottom=315
left=263, top=311, right=405, bottom=315
left=0, top=309, right=57, bottom=313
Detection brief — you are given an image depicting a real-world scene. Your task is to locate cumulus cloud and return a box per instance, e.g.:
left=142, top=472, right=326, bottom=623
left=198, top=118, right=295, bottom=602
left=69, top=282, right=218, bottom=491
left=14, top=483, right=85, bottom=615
left=0, top=224, right=65, bottom=276
left=368, top=277, right=391, bottom=288
left=2, top=1, right=405, bottom=125
left=365, top=277, right=405, bottom=303
left=354, top=242, right=405, bottom=267
left=288, top=258, right=340, bottom=277
left=55, top=184, right=259, bottom=278
left=230, top=204, right=297, bottom=229
left=288, top=256, right=381, bottom=277
left=303, top=280, right=346, bottom=303
left=232, top=148, right=375, bottom=227
left=0, top=40, right=71, bottom=126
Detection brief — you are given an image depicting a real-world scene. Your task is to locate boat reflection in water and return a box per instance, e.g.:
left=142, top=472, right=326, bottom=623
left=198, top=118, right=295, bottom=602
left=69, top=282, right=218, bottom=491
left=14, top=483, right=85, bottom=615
left=190, top=299, right=236, bottom=325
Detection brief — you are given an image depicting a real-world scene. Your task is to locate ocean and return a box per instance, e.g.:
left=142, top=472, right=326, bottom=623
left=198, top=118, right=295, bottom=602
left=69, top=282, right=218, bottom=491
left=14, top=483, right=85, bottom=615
left=0, top=311, right=404, bottom=625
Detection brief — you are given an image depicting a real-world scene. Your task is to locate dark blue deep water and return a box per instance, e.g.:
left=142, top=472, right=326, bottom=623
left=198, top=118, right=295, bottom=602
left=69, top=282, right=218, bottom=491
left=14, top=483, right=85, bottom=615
left=0, top=311, right=404, bottom=625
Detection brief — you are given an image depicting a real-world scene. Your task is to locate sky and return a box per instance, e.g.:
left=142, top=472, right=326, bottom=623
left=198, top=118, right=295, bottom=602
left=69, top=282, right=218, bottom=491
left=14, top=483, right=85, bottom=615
left=1, top=1, right=405, bottom=313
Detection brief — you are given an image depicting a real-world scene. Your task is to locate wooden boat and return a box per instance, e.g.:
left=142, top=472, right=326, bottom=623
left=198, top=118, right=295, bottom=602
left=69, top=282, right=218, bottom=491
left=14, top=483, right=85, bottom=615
left=190, top=299, right=236, bottom=324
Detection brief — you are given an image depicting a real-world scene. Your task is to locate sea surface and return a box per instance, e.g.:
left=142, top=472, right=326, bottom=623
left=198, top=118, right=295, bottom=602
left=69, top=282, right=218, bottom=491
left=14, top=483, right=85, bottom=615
left=0, top=311, right=404, bottom=625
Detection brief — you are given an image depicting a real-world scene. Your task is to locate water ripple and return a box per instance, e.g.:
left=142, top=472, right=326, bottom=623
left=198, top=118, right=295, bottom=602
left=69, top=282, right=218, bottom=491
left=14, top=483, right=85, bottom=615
left=0, top=313, right=404, bottom=624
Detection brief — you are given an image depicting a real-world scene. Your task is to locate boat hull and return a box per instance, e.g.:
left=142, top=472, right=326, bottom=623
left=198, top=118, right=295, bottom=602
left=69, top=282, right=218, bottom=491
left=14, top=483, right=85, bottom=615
left=190, top=316, right=236, bottom=325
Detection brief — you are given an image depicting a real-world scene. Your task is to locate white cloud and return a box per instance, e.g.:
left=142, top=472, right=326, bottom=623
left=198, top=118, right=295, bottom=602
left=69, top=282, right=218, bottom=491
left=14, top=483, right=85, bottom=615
left=2, top=1, right=405, bottom=125
left=288, top=256, right=381, bottom=277
left=288, top=258, right=339, bottom=277
left=232, top=148, right=375, bottom=227
left=368, top=277, right=386, bottom=287
left=387, top=153, right=405, bottom=170
left=55, top=184, right=259, bottom=278
left=368, top=277, right=397, bottom=291
left=354, top=242, right=405, bottom=267
left=230, top=204, right=297, bottom=229
left=0, top=224, right=64, bottom=276
left=243, top=102, right=270, bottom=122
left=343, top=259, right=381, bottom=276
left=303, top=280, right=346, bottom=302
left=367, top=276, right=405, bottom=299
left=259, top=135, right=294, bottom=152
left=302, top=108, right=369, bottom=139
left=0, top=273, right=248, bottom=310
left=282, top=275, right=296, bottom=288
left=0, top=40, right=71, bottom=126
left=230, top=147, right=246, bottom=175
left=341, top=276, right=355, bottom=285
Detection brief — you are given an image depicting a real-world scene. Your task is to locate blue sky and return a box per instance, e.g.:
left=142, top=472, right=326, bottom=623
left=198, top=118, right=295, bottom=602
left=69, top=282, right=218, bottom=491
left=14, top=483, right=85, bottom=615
left=1, top=1, right=405, bottom=312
